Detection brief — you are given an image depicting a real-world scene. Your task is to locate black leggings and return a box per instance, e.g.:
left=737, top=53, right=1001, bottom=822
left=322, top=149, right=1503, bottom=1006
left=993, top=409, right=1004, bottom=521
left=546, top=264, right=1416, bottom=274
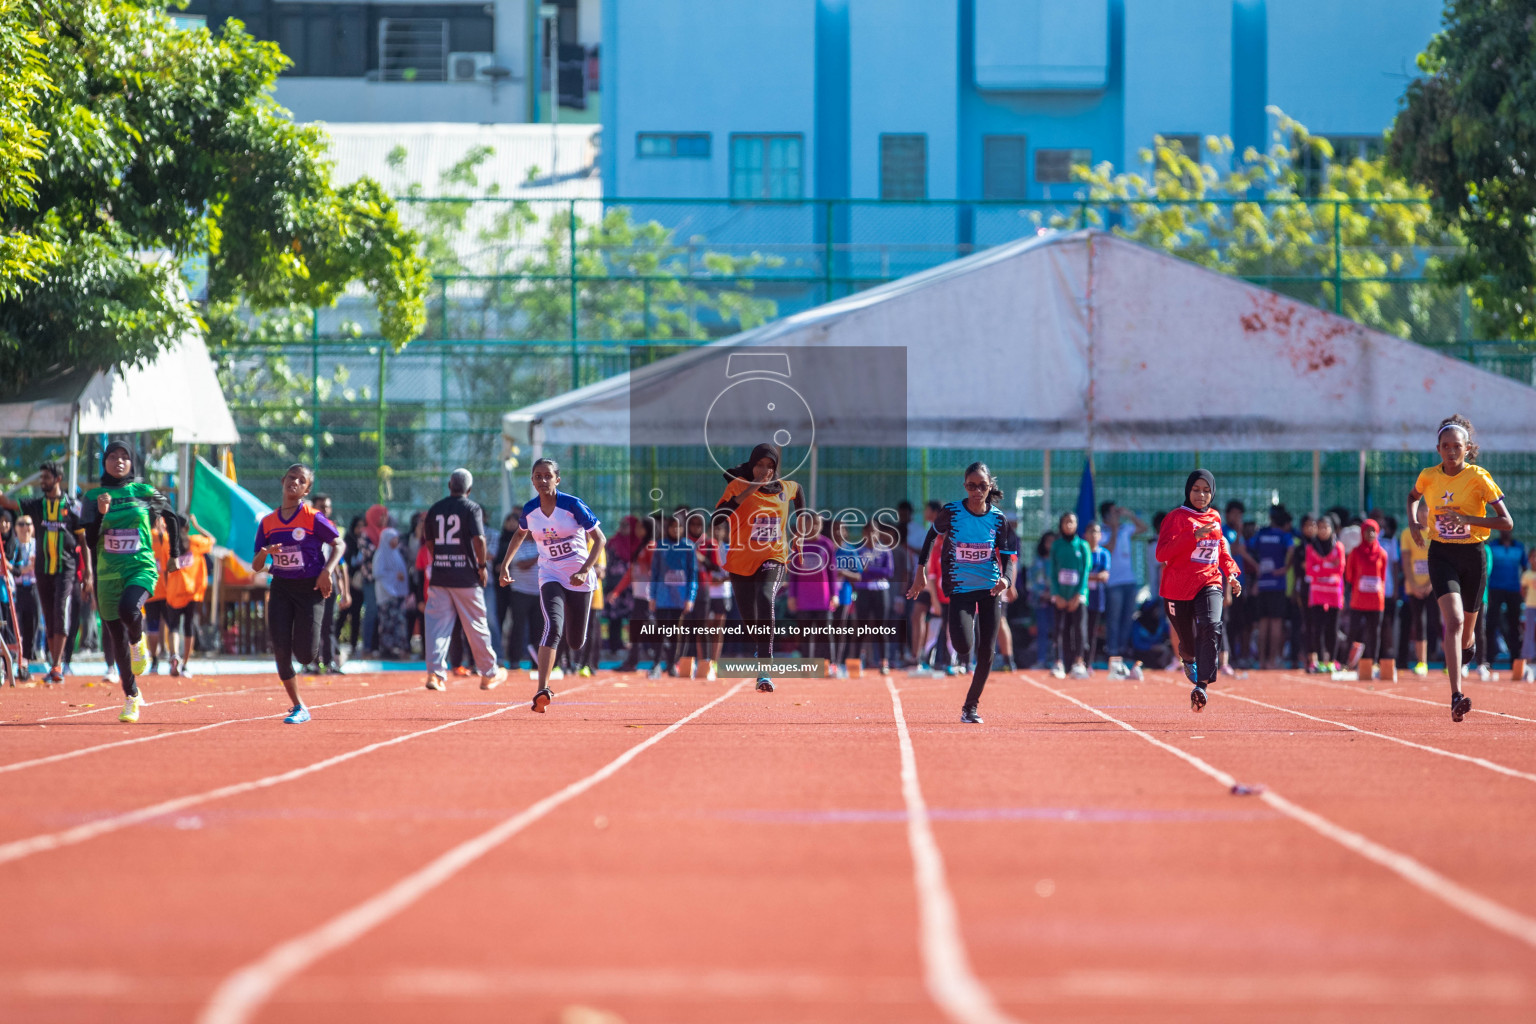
left=267, top=576, right=325, bottom=682
left=1398, top=594, right=1431, bottom=656
left=1307, top=605, right=1340, bottom=661
left=102, top=584, right=151, bottom=697
left=1350, top=608, right=1384, bottom=661
left=653, top=606, right=684, bottom=666
left=1487, top=588, right=1522, bottom=664
left=1054, top=602, right=1087, bottom=665
left=730, top=561, right=788, bottom=659
left=855, top=587, right=892, bottom=664
left=948, top=589, right=999, bottom=709
left=1169, top=585, right=1224, bottom=686
left=798, top=607, right=836, bottom=661
left=539, top=581, right=592, bottom=651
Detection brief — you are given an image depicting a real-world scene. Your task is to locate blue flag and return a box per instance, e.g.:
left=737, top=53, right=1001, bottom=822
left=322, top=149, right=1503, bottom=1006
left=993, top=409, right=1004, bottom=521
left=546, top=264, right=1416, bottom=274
left=1075, top=458, right=1096, bottom=528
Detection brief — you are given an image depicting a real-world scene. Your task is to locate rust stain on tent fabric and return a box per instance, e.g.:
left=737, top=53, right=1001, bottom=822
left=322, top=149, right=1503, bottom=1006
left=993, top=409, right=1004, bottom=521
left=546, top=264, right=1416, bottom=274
left=1241, top=294, right=1345, bottom=374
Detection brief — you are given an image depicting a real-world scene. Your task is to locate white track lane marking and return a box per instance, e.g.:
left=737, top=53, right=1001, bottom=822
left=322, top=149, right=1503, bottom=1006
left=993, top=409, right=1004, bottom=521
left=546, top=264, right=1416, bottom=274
left=197, top=682, right=745, bottom=1024
left=0, top=689, right=410, bottom=775
left=35, top=685, right=269, bottom=721
left=1277, top=672, right=1536, bottom=725
left=884, top=679, right=1019, bottom=1024
left=1021, top=674, right=1536, bottom=951
left=1189, top=686, right=1536, bottom=785
left=0, top=681, right=597, bottom=867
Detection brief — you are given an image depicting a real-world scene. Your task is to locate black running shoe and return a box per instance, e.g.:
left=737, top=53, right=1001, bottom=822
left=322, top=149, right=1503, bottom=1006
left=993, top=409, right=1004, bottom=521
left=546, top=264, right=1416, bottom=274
left=755, top=677, right=774, bottom=693
left=1451, top=691, right=1471, bottom=722
left=960, top=706, right=983, bottom=724
left=531, top=687, right=554, bottom=713
left=1190, top=685, right=1208, bottom=713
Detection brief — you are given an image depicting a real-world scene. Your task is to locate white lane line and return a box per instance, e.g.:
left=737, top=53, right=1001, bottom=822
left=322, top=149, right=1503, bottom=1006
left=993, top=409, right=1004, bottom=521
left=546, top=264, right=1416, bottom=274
left=1212, top=688, right=1536, bottom=784
left=35, top=686, right=270, bottom=721
left=884, top=678, right=1018, bottom=1024
left=197, top=682, right=746, bottom=1024
left=1020, top=674, right=1536, bottom=951
left=1277, top=672, right=1536, bottom=725
left=0, top=690, right=410, bottom=776
left=0, top=681, right=597, bottom=867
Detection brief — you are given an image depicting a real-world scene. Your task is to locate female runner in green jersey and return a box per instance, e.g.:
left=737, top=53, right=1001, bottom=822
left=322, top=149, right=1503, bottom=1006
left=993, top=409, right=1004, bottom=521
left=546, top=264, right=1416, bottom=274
left=81, top=441, right=182, bottom=723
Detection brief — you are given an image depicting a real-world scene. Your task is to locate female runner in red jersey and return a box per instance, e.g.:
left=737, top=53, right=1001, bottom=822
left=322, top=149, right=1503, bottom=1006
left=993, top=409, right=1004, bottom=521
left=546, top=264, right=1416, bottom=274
left=1156, top=470, right=1242, bottom=712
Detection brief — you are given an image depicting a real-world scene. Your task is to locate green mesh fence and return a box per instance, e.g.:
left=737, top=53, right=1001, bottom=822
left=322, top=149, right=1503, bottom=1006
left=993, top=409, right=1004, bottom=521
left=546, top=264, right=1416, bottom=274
left=12, top=197, right=1531, bottom=545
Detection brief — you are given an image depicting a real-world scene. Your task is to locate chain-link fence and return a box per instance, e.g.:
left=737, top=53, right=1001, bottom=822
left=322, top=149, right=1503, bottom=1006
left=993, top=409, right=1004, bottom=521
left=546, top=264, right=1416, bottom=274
left=24, top=195, right=1524, bottom=539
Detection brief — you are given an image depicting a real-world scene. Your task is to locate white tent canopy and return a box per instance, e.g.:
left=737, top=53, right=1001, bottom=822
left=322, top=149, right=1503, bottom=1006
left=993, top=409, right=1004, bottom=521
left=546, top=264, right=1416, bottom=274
left=0, top=332, right=240, bottom=444
left=503, top=230, right=1536, bottom=453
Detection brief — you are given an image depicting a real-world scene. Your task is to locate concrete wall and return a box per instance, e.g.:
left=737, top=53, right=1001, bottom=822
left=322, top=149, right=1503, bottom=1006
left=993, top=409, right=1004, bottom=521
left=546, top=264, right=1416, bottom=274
left=1267, top=0, right=1441, bottom=135
left=604, top=0, right=817, bottom=199
left=1123, top=0, right=1232, bottom=172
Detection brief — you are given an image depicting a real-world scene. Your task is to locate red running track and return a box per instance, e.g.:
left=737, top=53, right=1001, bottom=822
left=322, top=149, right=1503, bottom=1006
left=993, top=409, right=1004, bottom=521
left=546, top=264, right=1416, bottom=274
left=1, top=666, right=1534, bottom=1023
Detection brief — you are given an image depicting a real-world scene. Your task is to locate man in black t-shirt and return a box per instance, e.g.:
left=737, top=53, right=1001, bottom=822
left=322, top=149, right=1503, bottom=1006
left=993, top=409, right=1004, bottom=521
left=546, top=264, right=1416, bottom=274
left=1, top=461, right=93, bottom=683
left=422, top=469, right=506, bottom=691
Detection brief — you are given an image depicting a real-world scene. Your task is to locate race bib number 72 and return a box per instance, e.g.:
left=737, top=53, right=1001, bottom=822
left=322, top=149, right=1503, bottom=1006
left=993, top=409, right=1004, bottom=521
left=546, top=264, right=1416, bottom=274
left=1192, top=538, right=1220, bottom=564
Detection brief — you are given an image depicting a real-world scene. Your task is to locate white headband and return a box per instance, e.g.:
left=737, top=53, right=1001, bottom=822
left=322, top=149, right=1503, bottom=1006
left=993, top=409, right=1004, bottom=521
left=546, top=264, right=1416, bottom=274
left=1438, top=423, right=1469, bottom=440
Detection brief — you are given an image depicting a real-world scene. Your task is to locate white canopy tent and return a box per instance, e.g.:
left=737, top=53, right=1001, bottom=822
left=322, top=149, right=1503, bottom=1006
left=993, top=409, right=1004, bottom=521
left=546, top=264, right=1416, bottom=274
left=503, top=230, right=1536, bottom=510
left=0, top=332, right=240, bottom=507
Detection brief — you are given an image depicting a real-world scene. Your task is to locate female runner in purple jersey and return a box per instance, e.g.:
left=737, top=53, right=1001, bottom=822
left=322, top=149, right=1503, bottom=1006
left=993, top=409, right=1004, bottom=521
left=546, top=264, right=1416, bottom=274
left=253, top=465, right=345, bottom=723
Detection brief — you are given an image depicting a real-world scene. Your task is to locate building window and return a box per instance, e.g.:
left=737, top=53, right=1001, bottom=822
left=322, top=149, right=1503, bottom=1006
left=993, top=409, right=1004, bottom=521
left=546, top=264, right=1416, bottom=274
left=880, top=134, right=927, bottom=200
left=982, top=135, right=1029, bottom=200
left=1291, top=134, right=1383, bottom=197
left=730, top=134, right=803, bottom=200
left=1034, top=148, right=1092, bottom=185
left=379, top=18, right=449, bottom=82
left=637, top=133, right=711, bottom=159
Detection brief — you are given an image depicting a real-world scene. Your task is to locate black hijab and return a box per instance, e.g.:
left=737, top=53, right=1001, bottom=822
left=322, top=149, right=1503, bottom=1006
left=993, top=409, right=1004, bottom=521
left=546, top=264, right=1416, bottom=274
left=1183, top=469, right=1215, bottom=512
left=725, top=442, right=785, bottom=494
left=100, top=439, right=136, bottom=488
left=1311, top=513, right=1339, bottom=556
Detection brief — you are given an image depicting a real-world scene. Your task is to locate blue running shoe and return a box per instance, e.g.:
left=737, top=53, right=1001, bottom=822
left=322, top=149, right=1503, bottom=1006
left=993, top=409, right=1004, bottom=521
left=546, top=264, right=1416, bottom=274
left=1183, top=661, right=1198, bottom=686
left=284, top=705, right=311, bottom=724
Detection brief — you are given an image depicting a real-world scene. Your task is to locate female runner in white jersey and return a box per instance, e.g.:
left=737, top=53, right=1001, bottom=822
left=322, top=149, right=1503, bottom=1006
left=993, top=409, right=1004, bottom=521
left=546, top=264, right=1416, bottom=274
left=498, top=459, right=607, bottom=712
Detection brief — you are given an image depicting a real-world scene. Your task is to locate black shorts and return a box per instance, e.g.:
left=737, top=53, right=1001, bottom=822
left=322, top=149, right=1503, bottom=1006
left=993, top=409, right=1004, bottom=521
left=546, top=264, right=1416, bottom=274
left=36, top=572, right=75, bottom=639
left=708, top=595, right=730, bottom=616
left=164, top=602, right=200, bottom=632
left=144, top=598, right=166, bottom=632
left=913, top=590, right=932, bottom=610
left=1428, top=541, right=1486, bottom=613
left=1255, top=591, right=1289, bottom=619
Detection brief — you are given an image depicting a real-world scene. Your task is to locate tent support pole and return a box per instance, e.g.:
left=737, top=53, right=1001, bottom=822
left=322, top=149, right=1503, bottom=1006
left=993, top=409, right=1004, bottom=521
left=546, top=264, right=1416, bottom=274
left=1358, top=450, right=1367, bottom=513
left=67, top=409, right=79, bottom=497
left=177, top=444, right=192, bottom=516
left=808, top=444, right=818, bottom=510
left=1042, top=450, right=1052, bottom=526
left=1311, top=451, right=1321, bottom=518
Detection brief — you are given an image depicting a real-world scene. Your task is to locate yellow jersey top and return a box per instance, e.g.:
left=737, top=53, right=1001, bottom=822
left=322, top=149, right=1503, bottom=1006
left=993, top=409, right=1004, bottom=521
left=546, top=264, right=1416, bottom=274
left=1414, top=464, right=1504, bottom=545
left=717, top=477, right=802, bottom=575
left=1397, top=526, right=1431, bottom=589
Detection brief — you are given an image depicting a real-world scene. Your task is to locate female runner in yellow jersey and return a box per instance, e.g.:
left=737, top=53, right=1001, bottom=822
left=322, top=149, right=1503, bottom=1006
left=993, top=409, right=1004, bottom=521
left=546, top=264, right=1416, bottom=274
left=1406, top=414, right=1514, bottom=721
left=715, top=441, right=805, bottom=693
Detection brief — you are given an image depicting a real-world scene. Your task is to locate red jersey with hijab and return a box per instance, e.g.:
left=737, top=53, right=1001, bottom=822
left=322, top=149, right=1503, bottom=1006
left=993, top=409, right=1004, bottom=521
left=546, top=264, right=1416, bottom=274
left=1155, top=505, right=1241, bottom=601
left=254, top=502, right=340, bottom=579
left=1305, top=542, right=1345, bottom=608
left=1345, top=542, right=1387, bottom=611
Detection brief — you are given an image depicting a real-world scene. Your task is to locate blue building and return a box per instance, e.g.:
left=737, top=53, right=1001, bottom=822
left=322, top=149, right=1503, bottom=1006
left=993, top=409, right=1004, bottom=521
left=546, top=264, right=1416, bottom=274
left=602, top=0, right=1442, bottom=204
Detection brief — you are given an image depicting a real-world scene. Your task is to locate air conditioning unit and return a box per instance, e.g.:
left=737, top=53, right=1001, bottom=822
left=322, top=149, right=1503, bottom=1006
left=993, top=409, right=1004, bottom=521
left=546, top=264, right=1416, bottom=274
left=448, top=51, right=496, bottom=82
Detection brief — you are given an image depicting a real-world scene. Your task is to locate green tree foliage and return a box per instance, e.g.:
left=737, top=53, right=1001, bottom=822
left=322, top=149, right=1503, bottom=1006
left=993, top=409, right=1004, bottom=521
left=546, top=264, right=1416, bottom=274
left=1390, top=0, right=1536, bottom=339
left=0, top=1, right=429, bottom=390
left=1058, top=111, right=1453, bottom=341
left=391, top=144, right=781, bottom=342
left=0, top=0, right=58, bottom=298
